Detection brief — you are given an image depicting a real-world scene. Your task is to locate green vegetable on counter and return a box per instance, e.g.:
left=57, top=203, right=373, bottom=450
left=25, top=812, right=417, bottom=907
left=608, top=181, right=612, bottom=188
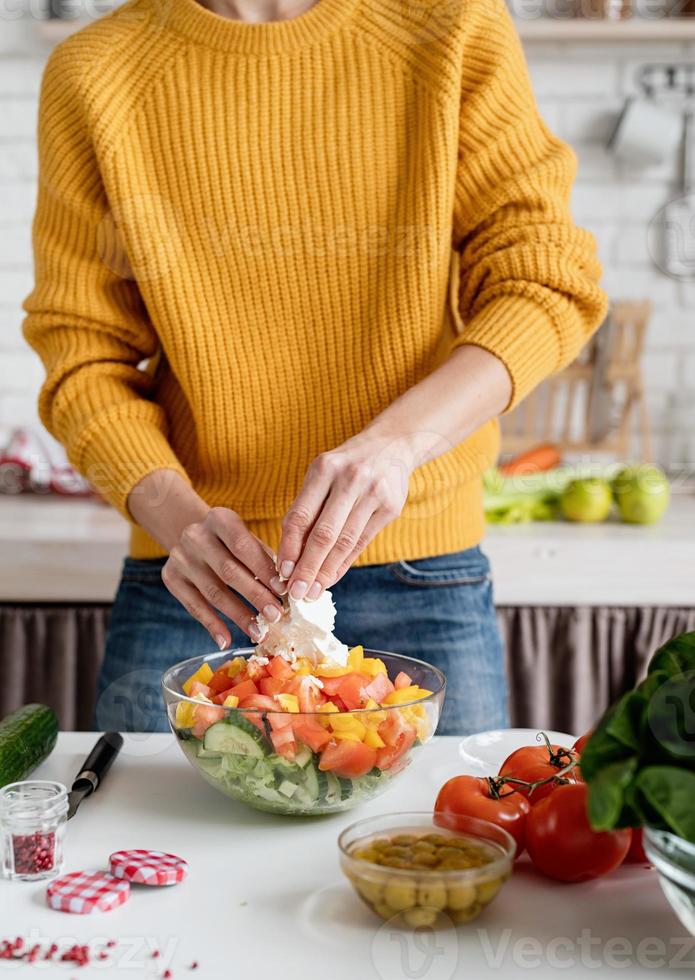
left=581, top=631, right=695, bottom=843
left=0, top=704, right=59, bottom=788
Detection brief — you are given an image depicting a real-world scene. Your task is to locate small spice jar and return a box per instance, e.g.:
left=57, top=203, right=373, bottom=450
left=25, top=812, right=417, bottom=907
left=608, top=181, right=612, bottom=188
left=1, top=781, right=68, bottom=881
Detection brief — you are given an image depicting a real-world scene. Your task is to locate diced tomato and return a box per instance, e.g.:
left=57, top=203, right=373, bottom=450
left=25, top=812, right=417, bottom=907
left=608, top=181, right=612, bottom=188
left=376, top=712, right=417, bottom=770
left=246, top=659, right=269, bottom=681
left=267, top=656, right=294, bottom=681
left=319, top=740, right=377, bottom=778
left=364, top=673, right=394, bottom=704
left=270, top=726, right=297, bottom=760
left=394, top=671, right=412, bottom=690
left=337, top=673, right=370, bottom=711
left=191, top=703, right=224, bottom=739
left=297, top=677, right=325, bottom=713
left=293, top=717, right=332, bottom=752
left=212, top=687, right=235, bottom=705
left=238, top=694, right=277, bottom=712
left=259, top=676, right=286, bottom=697
left=208, top=665, right=236, bottom=693
left=321, top=676, right=346, bottom=697
left=267, top=710, right=295, bottom=732
left=188, top=681, right=212, bottom=699
left=229, top=678, right=259, bottom=701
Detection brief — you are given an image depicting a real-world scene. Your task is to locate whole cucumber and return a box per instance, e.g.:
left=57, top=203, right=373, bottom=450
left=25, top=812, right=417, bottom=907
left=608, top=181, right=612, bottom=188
left=0, top=704, right=59, bottom=788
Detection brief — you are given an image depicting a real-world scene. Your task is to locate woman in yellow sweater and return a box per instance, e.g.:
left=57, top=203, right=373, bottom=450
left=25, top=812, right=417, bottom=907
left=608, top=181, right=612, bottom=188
left=24, top=0, right=606, bottom=735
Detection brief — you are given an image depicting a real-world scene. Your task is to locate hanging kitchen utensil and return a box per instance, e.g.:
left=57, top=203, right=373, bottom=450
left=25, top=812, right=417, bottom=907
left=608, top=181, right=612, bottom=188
left=67, top=732, right=123, bottom=820
left=659, top=109, right=695, bottom=280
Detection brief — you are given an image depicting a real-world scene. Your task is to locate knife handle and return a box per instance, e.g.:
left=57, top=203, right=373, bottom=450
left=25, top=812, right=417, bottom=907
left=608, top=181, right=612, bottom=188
left=72, top=732, right=124, bottom=795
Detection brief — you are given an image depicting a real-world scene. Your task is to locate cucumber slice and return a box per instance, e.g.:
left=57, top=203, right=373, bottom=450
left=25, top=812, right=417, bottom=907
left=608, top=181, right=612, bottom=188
left=197, top=746, right=222, bottom=759
left=204, top=719, right=267, bottom=758
left=322, top=772, right=341, bottom=805
left=278, top=779, right=298, bottom=798
left=338, top=776, right=353, bottom=801
left=300, top=763, right=320, bottom=802
left=293, top=746, right=312, bottom=769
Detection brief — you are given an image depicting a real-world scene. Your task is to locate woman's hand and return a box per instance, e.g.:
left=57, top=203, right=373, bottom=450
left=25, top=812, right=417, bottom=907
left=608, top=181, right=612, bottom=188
left=277, top=434, right=413, bottom=601
left=162, top=507, right=286, bottom=648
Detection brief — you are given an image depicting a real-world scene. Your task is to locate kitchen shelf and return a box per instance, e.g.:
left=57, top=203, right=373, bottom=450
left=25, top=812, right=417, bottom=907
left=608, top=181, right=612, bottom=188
left=516, top=17, right=695, bottom=41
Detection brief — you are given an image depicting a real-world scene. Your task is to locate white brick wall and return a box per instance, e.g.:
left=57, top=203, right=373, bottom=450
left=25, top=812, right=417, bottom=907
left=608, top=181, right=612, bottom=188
left=0, top=18, right=692, bottom=462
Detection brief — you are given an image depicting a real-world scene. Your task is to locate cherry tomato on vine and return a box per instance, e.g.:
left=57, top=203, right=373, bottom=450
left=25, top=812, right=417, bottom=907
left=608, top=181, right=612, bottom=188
left=572, top=731, right=592, bottom=754
left=525, top=783, right=632, bottom=883
left=434, top=775, right=530, bottom=856
left=499, top=736, right=579, bottom=800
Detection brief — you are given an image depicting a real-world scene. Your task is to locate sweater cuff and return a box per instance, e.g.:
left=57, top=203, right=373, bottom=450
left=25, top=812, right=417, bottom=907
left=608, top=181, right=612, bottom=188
left=74, top=412, right=190, bottom=520
left=450, top=294, right=561, bottom=412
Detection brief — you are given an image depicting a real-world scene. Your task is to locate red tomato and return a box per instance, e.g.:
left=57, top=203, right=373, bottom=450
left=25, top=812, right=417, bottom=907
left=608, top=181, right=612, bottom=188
left=270, top=726, right=297, bottom=760
left=625, top=828, right=648, bottom=864
left=376, top=713, right=417, bottom=771
left=572, top=731, right=591, bottom=754
left=394, top=671, right=412, bottom=690
left=229, top=678, right=259, bottom=701
left=508, top=762, right=580, bottom=804
left=239, top=694, right=277, bottom=713
left=188, top=681, right=212, bottom=699
left=526, top=783, right=631, bottom=882
left=296, top=677, right=325, bottom=713
left=259, top=676, right=286, bottom=698
left=293, top=717, right=332, bottom=753
left=321, top=676, right=346, bottom=697
left=434, top=776, right=530, bottom=856
left=337, top=674, right=369, bottom=711
left=499, top=740, right=579, bottom=798
left=364, top=674, right=394, bottom=703
left=319, top=741, right=377, bottom=778
left=191, top=704, right=224, bottom=739
left=208, top=665, right=236, bottom=693
left=267, top=657, right=294, bottom=681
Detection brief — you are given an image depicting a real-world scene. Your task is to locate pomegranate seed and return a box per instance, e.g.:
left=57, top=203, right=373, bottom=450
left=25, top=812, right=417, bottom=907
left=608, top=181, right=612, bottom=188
left=189, top=963, right=199, bottom=970
left=152, top=950, right=161, bottom=958
left=163, top=971, right=172, bottom=979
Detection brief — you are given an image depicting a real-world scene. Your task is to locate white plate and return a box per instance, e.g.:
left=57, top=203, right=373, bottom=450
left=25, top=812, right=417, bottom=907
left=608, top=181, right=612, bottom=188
left=457, top=727, right=577, bottom=775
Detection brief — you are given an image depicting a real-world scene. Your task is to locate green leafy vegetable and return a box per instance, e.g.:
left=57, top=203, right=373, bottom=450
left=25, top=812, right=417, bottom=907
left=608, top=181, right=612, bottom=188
left=581, top=631, right=695, bottom=844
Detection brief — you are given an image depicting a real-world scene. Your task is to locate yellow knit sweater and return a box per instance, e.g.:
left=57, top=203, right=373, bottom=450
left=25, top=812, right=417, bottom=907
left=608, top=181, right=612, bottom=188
left=24, top=0, right=606, bottom=563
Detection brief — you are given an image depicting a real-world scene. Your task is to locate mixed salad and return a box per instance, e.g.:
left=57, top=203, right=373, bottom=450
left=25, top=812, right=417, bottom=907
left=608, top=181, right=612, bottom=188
left=174, top=645, right=434, bottom=814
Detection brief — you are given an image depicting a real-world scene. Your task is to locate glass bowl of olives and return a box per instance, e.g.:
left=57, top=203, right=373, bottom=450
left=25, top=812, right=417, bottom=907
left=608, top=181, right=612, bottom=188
left=338, top=811, right=514, bottom=929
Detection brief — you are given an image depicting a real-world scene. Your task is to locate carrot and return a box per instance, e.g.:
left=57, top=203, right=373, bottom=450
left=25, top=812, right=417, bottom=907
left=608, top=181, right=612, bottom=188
left=499, top=444, right=562, bottom=477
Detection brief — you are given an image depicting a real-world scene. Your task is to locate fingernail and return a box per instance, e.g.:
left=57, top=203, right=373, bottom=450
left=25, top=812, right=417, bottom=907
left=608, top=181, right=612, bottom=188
left=262, top=603, right=282, bottom=623
left=280, top=560, right=295, bottom=579
left=270, top=575, right=287, bottom=595
left=289, top=580, right=308, bottom=600
left=248, top=622, right=263, bottom=643
left=306, top=581, right=322, bottom=601
left=216, top=634, right=228, bottom=651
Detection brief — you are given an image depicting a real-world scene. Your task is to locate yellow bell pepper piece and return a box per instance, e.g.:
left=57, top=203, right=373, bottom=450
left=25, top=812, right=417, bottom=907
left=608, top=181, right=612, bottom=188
left=175, top=700, right=196, bottom=728
left=228, top=657, right=247, bottom=679
left=182, top=662, right=214, bottom=695
left=364, top=728, right=386, bottom=749
left=347, top=645, right=364, bottom=671
left=382, top=686, right=432, bottom=706
left=362, top=698, right=387, bottom=725
left=330, top=715, right=367, bottom=739
left=317, top=702, right=339, bottom=727
left=223, top=694, right=240, bottom=708
left=316, top=663, right=351, bottom=678
left=294, top=657, right=314, bottom=676
left=276, top=693, right=299, bottom=713
left=402, top=704, right=429, bottom=740
left=333, top=731, right=363, bottom=743
left=361, top=657, right=388, bottom=677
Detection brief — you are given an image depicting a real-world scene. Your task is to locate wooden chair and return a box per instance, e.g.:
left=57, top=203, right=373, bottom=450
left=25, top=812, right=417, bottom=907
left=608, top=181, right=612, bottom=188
left=500, top=300, right=653, bottom=460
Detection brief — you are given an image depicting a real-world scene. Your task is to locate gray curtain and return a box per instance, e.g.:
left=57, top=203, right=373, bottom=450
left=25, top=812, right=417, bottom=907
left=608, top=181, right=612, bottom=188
left=1, top=604, right=694, bottom=733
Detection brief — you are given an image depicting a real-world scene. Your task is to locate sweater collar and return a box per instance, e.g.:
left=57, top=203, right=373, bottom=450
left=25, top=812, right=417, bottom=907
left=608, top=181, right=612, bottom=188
left=158, top=0, right=359, bottom=54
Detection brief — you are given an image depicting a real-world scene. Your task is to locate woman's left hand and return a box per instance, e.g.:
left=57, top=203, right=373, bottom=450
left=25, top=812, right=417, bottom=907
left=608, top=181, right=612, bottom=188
left=277, top=433, right=413, bottom=601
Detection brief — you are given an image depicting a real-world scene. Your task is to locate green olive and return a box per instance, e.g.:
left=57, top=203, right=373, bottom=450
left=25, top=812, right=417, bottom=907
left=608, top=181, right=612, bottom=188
left=476, top=878, right=503, bottom=905
left=355, top=877, right=384, bottom=905
left=403, top=906, right=438, bottom=928
left=383, top=878, right=418, bottom=911
left=450, top=902, right=482, bottom=925
left=446, top=882, right=477, bottom=911
left=416, top=880, right=448, bottom=910
left=412, top=852, right=438, bottom=868
left=382, top=846, right=412, bottom=860
left=391, top=834, right=418, bottom=846
left=422, top=834, right=449, bottom=846
left=380, top=857, right=411, bottom=869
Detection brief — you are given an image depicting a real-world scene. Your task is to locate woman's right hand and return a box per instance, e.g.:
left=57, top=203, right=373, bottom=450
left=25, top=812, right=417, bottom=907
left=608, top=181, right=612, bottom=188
left=161, top=507, right=285, bottom=649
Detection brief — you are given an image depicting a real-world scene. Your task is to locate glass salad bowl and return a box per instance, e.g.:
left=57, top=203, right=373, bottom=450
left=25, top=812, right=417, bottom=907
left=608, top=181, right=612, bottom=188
left=161, top=649, right=445, bottom=816
left=644, top=828, right=695, bottom=937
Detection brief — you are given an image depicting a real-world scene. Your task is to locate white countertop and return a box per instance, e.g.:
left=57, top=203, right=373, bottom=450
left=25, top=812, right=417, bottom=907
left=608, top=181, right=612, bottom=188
left=0, top=732, right=686, bottom=979
left=1, top=494, right=694, bottom=606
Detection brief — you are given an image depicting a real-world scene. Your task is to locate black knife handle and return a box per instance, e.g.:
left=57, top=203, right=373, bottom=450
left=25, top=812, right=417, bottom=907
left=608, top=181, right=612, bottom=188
left=72, top=732, right=124, bottom=795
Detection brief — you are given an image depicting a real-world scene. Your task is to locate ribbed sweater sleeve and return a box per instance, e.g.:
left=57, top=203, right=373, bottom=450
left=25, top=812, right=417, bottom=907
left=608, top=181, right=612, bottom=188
left=451, top=0, right=607, bottom=410
left=22, top=44, right=189, bottom=518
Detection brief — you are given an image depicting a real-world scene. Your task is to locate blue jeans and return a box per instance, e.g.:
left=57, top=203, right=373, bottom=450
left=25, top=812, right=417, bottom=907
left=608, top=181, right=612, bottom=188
left=95, top=546, right=508, bottom=736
